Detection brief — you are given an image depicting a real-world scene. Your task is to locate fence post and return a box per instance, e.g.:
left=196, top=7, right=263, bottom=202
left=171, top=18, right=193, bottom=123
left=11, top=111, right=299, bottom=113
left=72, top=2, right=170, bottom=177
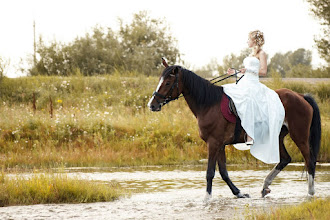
left=49, top=96, right=53, bottom=118
left=32, top=93, right=36, bottom=114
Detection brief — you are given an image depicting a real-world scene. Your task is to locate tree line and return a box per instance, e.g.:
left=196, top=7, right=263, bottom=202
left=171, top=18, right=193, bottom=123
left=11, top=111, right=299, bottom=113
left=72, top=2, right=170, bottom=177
left=196, top=48, right=329, bottom=78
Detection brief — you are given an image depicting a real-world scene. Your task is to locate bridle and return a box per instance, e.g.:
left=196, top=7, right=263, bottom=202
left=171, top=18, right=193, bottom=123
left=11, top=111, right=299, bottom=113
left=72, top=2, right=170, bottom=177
left=151, top=71, right=180, bottom=107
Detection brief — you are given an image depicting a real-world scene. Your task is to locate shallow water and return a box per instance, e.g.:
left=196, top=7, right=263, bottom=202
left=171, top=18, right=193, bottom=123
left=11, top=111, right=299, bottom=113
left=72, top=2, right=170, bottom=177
left=1, top=163, right=330, bottom=219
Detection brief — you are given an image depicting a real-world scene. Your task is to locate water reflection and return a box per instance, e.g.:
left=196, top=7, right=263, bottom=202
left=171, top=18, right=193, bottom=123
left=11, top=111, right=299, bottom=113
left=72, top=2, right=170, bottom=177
left=56, top=163, right=329, bottom=194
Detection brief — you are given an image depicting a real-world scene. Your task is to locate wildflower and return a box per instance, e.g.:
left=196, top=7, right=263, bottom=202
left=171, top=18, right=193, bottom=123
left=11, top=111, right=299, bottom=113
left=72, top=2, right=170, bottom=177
left=57, top=100, right=63, bottom=103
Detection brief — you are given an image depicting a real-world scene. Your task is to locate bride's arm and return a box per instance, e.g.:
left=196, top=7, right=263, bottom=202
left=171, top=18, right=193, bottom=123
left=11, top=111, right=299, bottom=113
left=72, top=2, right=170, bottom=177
left=259, top=51, right=267, bottom=76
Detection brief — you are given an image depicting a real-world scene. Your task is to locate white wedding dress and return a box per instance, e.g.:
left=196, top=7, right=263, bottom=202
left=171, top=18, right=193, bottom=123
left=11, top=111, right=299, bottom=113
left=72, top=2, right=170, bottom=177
left=222, top=56, right=285, bottom=164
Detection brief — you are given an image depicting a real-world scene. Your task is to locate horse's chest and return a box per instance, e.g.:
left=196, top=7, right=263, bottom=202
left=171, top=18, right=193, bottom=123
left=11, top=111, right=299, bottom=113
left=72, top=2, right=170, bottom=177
left=197, top=119, right=217, bottom=141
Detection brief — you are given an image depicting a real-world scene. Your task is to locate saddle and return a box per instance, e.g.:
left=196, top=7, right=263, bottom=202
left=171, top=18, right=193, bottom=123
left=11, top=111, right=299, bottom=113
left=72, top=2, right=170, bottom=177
left=220, top=93, right=243, bottom=144
left=229, top=98, right=238, bottom=118
left=220, top=93, right=238, bottom=122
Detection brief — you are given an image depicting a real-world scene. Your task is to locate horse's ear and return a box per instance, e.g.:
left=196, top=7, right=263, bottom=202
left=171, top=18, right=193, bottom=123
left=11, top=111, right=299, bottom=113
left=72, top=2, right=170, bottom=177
left=162, top=57, right=169, bottom=68
left=172, top=66, right=179, bottom=75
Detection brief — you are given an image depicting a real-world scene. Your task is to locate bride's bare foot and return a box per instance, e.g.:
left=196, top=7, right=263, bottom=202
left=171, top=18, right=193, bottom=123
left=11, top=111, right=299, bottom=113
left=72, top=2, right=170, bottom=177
left=246, top=135, right=254, bottom=146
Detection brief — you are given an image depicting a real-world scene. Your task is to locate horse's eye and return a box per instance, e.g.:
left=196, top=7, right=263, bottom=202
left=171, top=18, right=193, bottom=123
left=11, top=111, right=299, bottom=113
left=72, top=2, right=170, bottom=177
left=165, top=81, right=171, bottom=86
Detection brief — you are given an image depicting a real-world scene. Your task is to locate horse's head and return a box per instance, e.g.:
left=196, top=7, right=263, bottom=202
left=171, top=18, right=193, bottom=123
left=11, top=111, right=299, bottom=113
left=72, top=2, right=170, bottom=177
left=148, top=58, right=183, bottom=111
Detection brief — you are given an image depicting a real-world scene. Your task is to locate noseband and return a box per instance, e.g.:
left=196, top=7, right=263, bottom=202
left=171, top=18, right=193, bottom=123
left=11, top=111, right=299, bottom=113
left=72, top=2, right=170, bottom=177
left=152, top=73, right=180, bottom=107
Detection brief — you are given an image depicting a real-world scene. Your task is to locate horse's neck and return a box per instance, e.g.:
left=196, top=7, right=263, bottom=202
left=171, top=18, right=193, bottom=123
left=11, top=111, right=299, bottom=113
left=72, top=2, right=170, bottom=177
left=183, top=95, right=197, bottom=117
left=181, top=70, right=219, bottom=117
left=183, top=89, right=202, bottom=118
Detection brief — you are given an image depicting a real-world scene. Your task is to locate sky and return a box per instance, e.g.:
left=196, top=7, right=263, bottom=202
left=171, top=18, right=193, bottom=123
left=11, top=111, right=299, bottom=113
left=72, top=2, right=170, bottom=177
left=0, top=0, right=325, bottom=77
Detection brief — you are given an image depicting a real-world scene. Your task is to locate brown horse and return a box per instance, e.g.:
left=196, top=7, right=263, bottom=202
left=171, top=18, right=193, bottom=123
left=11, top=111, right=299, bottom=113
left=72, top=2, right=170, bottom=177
left=148, top=60, right=321, bottom=199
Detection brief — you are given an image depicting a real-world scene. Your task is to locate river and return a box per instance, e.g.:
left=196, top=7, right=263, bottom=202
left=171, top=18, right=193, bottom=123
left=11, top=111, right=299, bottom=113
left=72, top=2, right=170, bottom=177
left=1, top=163, right=329, bottom=219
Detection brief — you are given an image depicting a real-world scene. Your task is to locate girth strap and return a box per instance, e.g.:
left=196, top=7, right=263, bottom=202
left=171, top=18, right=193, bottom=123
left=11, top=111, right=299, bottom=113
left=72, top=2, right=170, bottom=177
left=226, top=95, right=243, bottom=144
left=231, top=117, right=243, bottom=144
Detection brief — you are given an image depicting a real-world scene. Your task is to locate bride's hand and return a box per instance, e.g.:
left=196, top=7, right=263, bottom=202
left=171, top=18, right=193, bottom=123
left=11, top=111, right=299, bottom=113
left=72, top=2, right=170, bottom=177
left=239, top=68, right=246, bottom=74
left=227, top=68, right=235, bottom=75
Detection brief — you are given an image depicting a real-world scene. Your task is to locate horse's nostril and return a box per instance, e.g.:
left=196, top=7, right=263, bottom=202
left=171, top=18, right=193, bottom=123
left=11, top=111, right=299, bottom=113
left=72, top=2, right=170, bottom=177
left=149, top=104, right=161, bottom=111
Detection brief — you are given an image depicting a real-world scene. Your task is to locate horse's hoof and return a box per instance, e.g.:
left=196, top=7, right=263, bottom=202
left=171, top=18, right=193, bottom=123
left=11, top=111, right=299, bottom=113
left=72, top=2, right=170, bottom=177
left=307, top=194, right=314, bottom=199
left=204, top=193, right=212, bottom=203
left=261, top=188, right=271, bottom=197
left=236, top=192, right=250, bottom=198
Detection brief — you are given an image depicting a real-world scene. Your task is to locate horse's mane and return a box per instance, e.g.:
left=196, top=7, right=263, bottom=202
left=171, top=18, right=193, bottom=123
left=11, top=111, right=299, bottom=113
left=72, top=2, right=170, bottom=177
left=162, top=66, right=223, bottom=108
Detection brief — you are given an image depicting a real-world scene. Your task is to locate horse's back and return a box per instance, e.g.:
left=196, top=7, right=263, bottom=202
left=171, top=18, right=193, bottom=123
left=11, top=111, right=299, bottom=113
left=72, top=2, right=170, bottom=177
left=275, top=88, right=313, bottom=115
left=275, top=88, right=313, bottom=142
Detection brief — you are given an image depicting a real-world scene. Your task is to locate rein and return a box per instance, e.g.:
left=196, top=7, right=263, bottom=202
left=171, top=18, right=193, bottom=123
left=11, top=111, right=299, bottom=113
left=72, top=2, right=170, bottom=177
left=210, top=68, right=244, bottom=85
left=151, top=68, right=243, bottom=105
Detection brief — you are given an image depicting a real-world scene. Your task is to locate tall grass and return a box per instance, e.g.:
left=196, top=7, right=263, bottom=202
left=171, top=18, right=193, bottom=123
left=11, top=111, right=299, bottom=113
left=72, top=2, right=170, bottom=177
left=249, top=197, right=330, bottom=220
left=0, top=75, right=329, bottom=168
left=0, top=171, right=123, bottom=207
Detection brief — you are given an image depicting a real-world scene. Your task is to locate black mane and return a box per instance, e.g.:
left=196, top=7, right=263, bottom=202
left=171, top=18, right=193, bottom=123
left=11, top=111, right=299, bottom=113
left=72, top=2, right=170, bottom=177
left=162, top=66, right=224, bottom=108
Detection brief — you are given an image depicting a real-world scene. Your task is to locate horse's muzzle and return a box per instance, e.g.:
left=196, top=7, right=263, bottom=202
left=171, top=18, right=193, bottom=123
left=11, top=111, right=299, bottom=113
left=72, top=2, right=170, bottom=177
left=148, top=97, right=162, bottom=112
left=149, top=104, right=161, bottom=112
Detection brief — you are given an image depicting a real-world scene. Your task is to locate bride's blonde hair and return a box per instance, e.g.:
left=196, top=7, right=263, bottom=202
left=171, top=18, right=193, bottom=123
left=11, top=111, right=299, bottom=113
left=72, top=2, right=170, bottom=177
left=249, top=30, right=265, bottom=56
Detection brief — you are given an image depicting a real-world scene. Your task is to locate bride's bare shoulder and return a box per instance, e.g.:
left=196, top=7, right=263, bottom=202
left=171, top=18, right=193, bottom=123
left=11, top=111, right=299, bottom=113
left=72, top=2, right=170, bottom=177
left=257, top=50, right=267, bottom=59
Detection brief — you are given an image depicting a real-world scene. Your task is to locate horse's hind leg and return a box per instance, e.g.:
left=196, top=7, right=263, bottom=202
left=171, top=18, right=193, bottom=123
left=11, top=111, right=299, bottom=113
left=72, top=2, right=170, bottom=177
left=289, top=125, right=316, bottom=196
left=262, top=126, right=291, bottom=197
left=295, top=141, right=316, bottom=196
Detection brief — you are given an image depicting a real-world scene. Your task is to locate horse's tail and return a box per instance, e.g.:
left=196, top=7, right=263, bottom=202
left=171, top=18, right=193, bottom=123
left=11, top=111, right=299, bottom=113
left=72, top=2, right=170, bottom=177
left=304, top=94, right=321, bottom=164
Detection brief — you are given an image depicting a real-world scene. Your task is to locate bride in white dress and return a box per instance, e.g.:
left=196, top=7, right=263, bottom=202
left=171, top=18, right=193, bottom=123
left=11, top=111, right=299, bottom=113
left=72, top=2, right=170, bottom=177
left=222, top=30, right=285, bottom=164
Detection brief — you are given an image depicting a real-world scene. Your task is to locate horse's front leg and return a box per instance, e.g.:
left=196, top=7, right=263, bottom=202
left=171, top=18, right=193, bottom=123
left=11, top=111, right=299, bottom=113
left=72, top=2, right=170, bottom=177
left=218, top=146, right=250, bottom=198
left=204, top=142, right=218, bottom=202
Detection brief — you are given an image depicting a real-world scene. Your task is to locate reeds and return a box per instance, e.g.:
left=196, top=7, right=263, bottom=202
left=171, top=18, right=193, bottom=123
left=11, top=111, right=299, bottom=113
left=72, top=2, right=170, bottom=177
left=0, top=171, right=123, bottom=207
left=249, top=197, right=330, bottom=220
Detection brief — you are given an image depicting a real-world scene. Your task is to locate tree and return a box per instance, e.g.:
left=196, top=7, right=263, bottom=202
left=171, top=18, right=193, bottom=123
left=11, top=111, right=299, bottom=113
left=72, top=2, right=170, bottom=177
left=119, top=11, right=181, bottom=75
left=268, top=48, right=312, bottom=77
left=195, top=58, right=222, bottom=78
left=30, top=37, right=72, bottom=76
left=268, top=52, right=291, bottom=77
left=222, top=48, right=250, bottom=71
left=287, top=64, right=312, bottom=77
left=30, top=11, right=181, bottom=76
left=288, top=48, right=312, bottom=66
left=69, top=26, right=123, bottom=76
left=306, top=0, right=330, bottom=65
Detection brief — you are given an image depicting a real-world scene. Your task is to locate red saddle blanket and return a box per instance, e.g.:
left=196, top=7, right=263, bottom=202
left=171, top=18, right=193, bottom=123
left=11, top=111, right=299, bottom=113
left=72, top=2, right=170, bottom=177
left=220, top=93, right=236, bottom=123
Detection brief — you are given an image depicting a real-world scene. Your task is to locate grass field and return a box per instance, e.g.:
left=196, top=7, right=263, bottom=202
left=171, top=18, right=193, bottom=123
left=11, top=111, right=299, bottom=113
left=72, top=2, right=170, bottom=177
left=0, top=75, right=329, bottom=169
